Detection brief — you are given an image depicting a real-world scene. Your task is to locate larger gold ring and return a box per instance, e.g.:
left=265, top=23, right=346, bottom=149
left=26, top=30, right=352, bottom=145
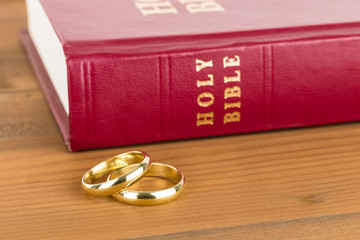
left=108, top=163, right=185, bottom=205
left=81, top=151, right=151, bottom=196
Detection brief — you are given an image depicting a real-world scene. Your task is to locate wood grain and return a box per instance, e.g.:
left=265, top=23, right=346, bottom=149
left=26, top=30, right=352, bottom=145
left=0, top=0, right=27, bottom=56
left=0, top=55, right=40, bottom=91
left=0, top=91, right=59, bottom=137
left=1, top=1, right=360, bottom=239
left=128, top=212, right=360, bottom=240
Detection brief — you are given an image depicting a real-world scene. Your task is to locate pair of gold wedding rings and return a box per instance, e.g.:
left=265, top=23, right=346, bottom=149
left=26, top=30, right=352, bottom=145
left=81, top=151, right=185, bottom=205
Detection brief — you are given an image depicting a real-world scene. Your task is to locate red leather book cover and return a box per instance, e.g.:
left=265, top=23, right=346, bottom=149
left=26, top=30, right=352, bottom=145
left=24, top=0, right=360, bottom=151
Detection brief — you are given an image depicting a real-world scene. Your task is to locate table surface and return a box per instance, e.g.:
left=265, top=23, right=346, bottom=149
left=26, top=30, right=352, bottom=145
left=2, top=1, right=360, bottom=239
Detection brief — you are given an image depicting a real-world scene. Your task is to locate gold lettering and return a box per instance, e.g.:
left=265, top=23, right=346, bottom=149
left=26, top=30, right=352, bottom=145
left=223, top=56, right=240, bottom=68
left=135, top=0, right=178, bottom=16
left=224, top=86, right=241, bottom=99
left=224, top=101, right=241, bottom=110
left=197, top=112, right=214, bottom=126
left=224, top=112, right=241, bottom=124
left=197, top=92, right=214, bottom=107
left=179, top=0, right=225, bottom=14
left=197, top=74, right=214, bottom=87
left=224, top=70, right=241, bottom=83
left=196, top=59, right=213, bottom=72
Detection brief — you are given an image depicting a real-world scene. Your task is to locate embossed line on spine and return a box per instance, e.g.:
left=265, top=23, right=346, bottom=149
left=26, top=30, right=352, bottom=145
left=80, top=61, right=87, bottom=139
left=81, top=60, right=94, bottom=142
left=262, top=46, right=266, bottom=128
left=158, top=55, right=170, bottom=139
left=158, top=56, right=163, bottom=138
left=166, top=55, right=172, bottom=138
left=270, top=45, right=275, bottom=127
left=262, top=45, right=274, bottom=128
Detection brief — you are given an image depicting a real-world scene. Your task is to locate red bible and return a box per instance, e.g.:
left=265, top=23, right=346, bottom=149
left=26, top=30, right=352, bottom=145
left=22, top=0, right=360, bottom=151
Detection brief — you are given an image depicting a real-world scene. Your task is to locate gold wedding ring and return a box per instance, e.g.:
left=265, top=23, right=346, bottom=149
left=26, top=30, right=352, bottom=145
left=108, top=163, right=185, bottom=205
left=81, top=151, right=151, bottom=196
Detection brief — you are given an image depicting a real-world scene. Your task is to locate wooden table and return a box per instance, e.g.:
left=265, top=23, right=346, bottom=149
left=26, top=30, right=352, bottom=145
left=1, top=1, right=360, bottom=239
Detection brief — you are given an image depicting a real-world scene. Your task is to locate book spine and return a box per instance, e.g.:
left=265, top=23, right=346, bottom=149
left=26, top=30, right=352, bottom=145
left=67, top=36, right=360, bottom=151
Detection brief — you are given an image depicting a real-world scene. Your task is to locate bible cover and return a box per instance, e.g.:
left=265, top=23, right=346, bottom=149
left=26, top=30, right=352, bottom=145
left=23, top=0, right=360, bottom=151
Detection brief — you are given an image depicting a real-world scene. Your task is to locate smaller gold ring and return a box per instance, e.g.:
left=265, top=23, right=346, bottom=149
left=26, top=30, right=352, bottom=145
left=108, top=163, right=185, bottom=205
left=81, top=151, right=151, bottom=196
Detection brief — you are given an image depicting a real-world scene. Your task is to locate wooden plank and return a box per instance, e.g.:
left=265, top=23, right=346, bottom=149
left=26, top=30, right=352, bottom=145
left=0, top=19, right=27, bottom=56
left=130, top=212, right=360, bottom=240
left=0, top=0, right=26, bottom=20
left=0, top=0, right=24, bottom=3
left=0, top=55, right=40, bottom=91
left=1, top=123, right=360, bottom=239
left=0, top=1, right=27, bottom=56
left=0, top=91, right=59, bottom=138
